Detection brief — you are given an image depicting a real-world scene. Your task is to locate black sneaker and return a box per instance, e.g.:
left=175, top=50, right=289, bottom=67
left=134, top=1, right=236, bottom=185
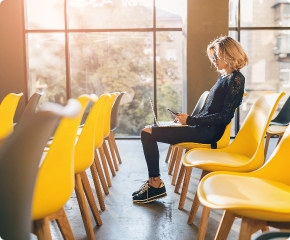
left=132, top=180, right=167, bottom=204
left=132, top=181, right=149, bottom=196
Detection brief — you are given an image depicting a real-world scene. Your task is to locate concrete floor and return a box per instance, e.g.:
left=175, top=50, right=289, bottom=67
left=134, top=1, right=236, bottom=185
left=49, top=138, right=278, bottom=240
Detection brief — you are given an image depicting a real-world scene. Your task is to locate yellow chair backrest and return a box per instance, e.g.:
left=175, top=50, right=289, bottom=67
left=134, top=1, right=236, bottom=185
left=224, top=92, right=285, bottom=167
left=216, top=120, right=232, bottom=148
left=94, top=93, right=112, bottom=149
left=252, top=123, right=290, bottom=185
left=32, top=97, right=89, bottom=220
left=74, top=94, right=100, bottom=173
left=103, top=92, right=119, bottom=138
left=0, top=93, right=23, bottom=139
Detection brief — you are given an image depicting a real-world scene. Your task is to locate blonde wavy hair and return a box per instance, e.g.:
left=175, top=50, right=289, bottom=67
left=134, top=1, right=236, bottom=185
left=207, top=36, right=248, bottom=71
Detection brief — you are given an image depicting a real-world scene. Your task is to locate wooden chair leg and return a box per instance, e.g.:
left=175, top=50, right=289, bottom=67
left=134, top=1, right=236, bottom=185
left=165, top=145, right=173, bottom=163
left=93, top=152, right=109, bottom=195
left=110, top=131, right=122, bottom=164
left=277, top=134, right=284, bottom=145
left=187, top=170, right=210, bottom=223
left=264, top=133, right=272, bottom=159
left=107, top=133, right=119, bottom=171
left=171, top=148, right=184, bottom=186
left=50, top=208, right=76, bottom=240
left=80, top=171, right=103, bottom=225
left=178, top=167, right=192, bottom=209
left=89, top=162, right=106, bottom=210
left=238, top=217, right=267, bottom=240
left=33, top=217, right=53, bottom=240
left=175, top=164, right=186, bottom=193
left=215, top=211, right=236, bottom=240
left=102, top=140, right=116, bottom=177
left=168, top=147, right=178, bottom=175
left=98, top=145, right=112, bottom=187
left=187, top=193, right=200, bottom=224
left=197, top=206, right=211, bottom=240
left=75, top=174, right=96, bottom=240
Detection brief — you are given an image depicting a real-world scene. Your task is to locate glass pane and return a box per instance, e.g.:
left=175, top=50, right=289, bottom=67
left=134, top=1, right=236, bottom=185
left=27, top=33, right=67, bottom=105
left=67, top=0, right=153, bottom=29
left=156, top=0, right=185, bottom=28
left=25, top=0, right=64, bottom=30
left=69, top=32, right=154, bottom=136
left=229, top=0, right=238, bottom=28
left=241, top=0, right=290, bottom=27
left=156, top=31, right=183, bottom=121
left=239, top=30, right=290, bottom=126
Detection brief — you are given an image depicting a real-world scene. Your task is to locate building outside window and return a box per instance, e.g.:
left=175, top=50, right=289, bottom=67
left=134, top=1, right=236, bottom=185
left=230, top=0, right=290, bottom=127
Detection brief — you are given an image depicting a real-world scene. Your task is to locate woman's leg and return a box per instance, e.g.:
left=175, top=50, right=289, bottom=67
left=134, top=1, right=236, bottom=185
left=132, top=126, right=215, bottom=203
left=141, top=125, right=215, bottom=178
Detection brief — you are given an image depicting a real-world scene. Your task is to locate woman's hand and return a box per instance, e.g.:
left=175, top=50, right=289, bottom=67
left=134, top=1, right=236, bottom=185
left=174, top=113, right=188, bottom=125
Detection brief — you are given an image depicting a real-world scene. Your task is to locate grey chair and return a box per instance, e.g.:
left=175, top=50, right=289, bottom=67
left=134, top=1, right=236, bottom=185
left=106, top=92, right=126, bottom=168
left=264, top=95, right=290, bottom=157
left=0, top=100, right=79, bottom=240
left=14, top=92, right=43, bottom=128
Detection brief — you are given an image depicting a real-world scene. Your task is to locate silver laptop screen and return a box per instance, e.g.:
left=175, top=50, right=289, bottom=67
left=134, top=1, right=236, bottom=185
left=149, top=97, right=158, bottom=125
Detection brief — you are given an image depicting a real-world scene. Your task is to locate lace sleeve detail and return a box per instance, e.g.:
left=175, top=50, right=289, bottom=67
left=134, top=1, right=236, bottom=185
left=186, top=74, right=245, bottom=126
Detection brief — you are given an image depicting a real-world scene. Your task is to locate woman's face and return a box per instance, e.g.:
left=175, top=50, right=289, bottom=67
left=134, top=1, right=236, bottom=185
left=211, top=53, right=232, bottom=74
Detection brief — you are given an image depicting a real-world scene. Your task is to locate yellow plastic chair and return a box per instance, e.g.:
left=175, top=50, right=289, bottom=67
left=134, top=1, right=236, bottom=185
left=97, top=92, right=119, bottom=186
left=77, top=94, right=111, bottom=204
left=32, top=98, right=84, bottom=240
left=0, top=92, right=23, bottom=142
left=73, top=94, right=109, bottom=239
left=197, top=123, right=290, bottom=240
left=91, top=93, right=112, bottom=196
left=170, top=92, right=247, bottom=187
left=0, top=100, right=68, bottom=240
left=179, top=92, right=285, bottom=240
left=107, top=91, right=126, bottom=166
left=170, top=120, right=232, bottom=186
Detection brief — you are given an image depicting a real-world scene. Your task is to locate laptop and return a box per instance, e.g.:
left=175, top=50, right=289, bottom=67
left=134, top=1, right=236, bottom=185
left=149, top=97, right=188, bottom=127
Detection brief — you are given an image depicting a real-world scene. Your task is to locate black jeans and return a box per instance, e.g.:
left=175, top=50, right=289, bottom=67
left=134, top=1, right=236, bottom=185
left=141, top=125, right=216, bottom=178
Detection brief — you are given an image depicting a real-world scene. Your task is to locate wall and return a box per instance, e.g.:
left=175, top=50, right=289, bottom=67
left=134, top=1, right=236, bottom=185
left=185, top=0, right=229, bottom=113
left=0, top=0, right=27, bottom=120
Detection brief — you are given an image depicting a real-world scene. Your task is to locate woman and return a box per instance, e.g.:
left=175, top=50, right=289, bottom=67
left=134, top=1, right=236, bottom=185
left=132, top=36, right=249, bottom=204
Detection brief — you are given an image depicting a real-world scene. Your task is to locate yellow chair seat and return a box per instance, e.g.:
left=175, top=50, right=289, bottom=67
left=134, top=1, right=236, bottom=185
left=183, top=149, right=251, bottom=171
left=173, top=142, right=212, bottom=151
left=198, top=172, right=290, bottom=222
left=196, top=118, right=290, bottom=239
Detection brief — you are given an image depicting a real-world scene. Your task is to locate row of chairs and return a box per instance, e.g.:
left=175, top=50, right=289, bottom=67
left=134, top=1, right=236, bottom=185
left=0, top=91, right=125, bottom=239
left=166, top=91, right=290, bottom=239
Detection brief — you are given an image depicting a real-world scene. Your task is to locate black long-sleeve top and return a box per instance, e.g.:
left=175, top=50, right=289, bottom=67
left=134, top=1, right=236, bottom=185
left=186, top=70, right=245, bottom=143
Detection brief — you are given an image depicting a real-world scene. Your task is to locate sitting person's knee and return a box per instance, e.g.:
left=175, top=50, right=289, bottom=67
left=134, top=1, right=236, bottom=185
left=142, top=126, right=152, bottom=134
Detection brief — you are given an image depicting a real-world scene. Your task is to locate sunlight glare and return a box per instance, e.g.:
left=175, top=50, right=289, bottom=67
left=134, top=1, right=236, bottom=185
left=155, top=0, right=185, bottom=16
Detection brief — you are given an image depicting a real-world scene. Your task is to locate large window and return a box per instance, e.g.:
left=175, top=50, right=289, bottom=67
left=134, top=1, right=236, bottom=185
left=229, top=0, right=290, bottom=128
left=25, top=0, right=185, bottom=137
